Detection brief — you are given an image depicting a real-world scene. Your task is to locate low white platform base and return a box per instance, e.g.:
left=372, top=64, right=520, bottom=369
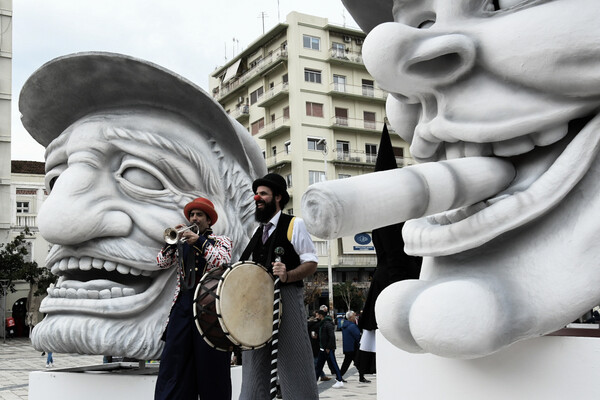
left=377, top=330, right=600, bottom=400
left=29, top=363, right=242, bottom=400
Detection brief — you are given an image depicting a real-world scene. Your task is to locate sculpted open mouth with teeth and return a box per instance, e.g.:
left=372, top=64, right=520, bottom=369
left=42, top=244, right=166, bottom=314
left=303, top=0, right=600, bottom=358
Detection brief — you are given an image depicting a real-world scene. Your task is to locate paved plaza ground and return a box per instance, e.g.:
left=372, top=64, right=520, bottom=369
left=0, top=331, right=376, bottom=399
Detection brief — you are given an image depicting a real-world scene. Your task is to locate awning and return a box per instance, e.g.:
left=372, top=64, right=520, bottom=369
left=222, top=59, right=242, bottom=83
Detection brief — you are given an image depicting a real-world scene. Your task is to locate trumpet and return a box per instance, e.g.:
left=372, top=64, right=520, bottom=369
left=163, top=224, right=199, bottom=245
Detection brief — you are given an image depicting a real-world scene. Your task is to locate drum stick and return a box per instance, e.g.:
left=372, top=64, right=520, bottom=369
left=301, top=156, right=515, bottom=239
left=270, top=247, right=285, bottom=400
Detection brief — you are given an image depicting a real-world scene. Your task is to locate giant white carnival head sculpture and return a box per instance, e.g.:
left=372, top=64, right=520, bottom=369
left=20, top=52, right=266, bottom=359
left=303, top=0, right=600, bottom=358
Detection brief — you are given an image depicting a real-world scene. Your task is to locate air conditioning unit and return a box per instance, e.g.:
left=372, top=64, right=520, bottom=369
left=343, top=35, right=351, bottom=43
left=356, top=38, right=363, bottom=45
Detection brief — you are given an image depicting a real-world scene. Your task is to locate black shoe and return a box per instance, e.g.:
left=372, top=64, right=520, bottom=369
left=359, top=377, right=371, bottom=383
left=276, top=386, right=282, bottom=399
left=341, top=379, right=348, bottom=383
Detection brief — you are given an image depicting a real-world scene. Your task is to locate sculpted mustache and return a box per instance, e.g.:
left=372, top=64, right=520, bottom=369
left=48, top=237, right=159, bottom=266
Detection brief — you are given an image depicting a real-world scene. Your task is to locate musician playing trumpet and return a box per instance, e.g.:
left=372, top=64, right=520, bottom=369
left=154, top=197, right=233, bottom=400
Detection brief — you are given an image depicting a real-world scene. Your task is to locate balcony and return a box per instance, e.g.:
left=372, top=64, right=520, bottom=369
left=229, top=105, right=249, bottom=122
left=214, top=48, right=288, bottom=102
left=332, top=148, right=408, bottom=167
left=258, top=117, right=291, bottom=140
left=328, top=82, right=387, bottom=102
left=265, top=151, right=292, bottom=168
left=257, top=82, right=289, bottom=108
left=328, top=48, right=366, bottom=68
left=14, top=214, right=37, bottom=228
left=330, top=116, right=385, bottom=133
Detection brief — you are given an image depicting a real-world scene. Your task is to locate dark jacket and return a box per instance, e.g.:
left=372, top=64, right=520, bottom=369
left=341, top=319, right=361, bottom=353
left=318, top=316, right=336, bottom=350
left=307, top=318, right=321, bottom=357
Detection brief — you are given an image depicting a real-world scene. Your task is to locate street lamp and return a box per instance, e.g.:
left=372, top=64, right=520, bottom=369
left=316, top=139, right=334, bottom=316
left=0, top=279, right=8, bottom=344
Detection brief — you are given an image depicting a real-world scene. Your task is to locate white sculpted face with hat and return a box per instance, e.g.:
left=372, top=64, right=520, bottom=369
left=29, top=109, right=263, bottom=359
left=303, top=0, right=600, bottom=358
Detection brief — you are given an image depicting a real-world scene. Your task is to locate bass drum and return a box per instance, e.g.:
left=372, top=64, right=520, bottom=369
left=193, top=261, right=278, bottom=351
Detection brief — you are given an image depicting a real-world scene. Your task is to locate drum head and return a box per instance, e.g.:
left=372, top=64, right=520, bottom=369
left=217, top=261, right=275, bottom=348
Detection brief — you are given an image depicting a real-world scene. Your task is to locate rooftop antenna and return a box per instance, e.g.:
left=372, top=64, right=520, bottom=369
left=343, top=9, right=347, bottom=27
left=224, top=42, right=227, bottom=61
left=258, top=11, right=268, bottom=34
left=277, top=0, right=280, bottom=22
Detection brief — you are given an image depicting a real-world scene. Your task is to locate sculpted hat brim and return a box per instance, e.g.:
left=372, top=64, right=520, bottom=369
left=18, top=51, right=264, bottom=175
left=342, top=0, right=394, bottom=33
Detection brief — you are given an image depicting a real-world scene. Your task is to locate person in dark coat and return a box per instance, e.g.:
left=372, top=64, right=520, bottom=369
left=314, top=310, right=344, bottom=388
left=340, top=311, right=370, bottom=383
left=308, top=312, right=331, bottom=381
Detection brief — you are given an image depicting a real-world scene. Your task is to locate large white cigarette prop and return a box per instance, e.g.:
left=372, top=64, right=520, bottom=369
left=301, top=157, right=515, bottom=239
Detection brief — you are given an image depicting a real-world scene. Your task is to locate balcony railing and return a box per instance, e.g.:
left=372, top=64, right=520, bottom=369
left=265, top=151, right=292, bottom=167
left=214, top=48, right=288, bottom=101
left=257, top=82, right=289, bottom=107
left=329, top=48, right=364, bottom=65
left=333, top=148, right=409, bottom=166
left=330, top=116, right=384, bottom=132
left=329, top=82, right=388, bottom=100
left=258, top=116, right=291, bottom=139
left=15, top=214, right=37, bottom=228
left=229, top=105, right=249, bottom=120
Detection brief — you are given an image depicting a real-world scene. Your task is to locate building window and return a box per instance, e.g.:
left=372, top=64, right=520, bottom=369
left=336, top=140, right=350, bottom=160
left=338, top=173, right=351, bottom=179
left=314, top=240, right=328, bottom=256
left=16, top=201, right=30, bottom=213
left=362, top=79, right=375, bottom=97
left=366, top=143, right=377, bottom=163
left=308, top=138, right=326, bottom=151
left=283, top=106, right=290, bottom=120
left=284, top=141, right=291, bottom=154
left=304, top=69, right=322, bottom=84
left=306, top=102, right=324, bottom=117
left=309, top=170, right=326, bottom=185
left=332, top=42, right=345, bottom=58
left=334, top=108, right=348, bottom=126
left=272, top=146, right=277, bottom=157
left=251, top=118, right=265, bottom=135
left=286, top=173, right=292, bottom=188
left=303, top=35, right=320, bottom=51
left=287, top=208, right=294, bottom=215
left=283, top=73, right=288, bottom=84
left=364, top=111, right=376, bottom=129
left=250, top=86, right=264, bottom=105
left=333, top=75, right=346, bottom=92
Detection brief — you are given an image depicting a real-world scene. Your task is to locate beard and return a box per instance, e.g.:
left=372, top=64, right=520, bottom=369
left=255, top=198, right=277, bottom=223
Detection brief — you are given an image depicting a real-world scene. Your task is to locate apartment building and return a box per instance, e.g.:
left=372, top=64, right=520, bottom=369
left=209, top=12, right=413, bottom=300
left=0, top=0, right=12, bottom=241
left=2, top=161, right=49, bottom=337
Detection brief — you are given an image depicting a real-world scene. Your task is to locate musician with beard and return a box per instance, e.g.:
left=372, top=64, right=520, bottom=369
left=239, top=173, right=319, bottom=400
left=155, top=197, right=233, bottom=400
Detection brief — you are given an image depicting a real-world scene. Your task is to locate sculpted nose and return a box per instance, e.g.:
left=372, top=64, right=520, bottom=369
left=38, top=165, right=132, bottom=245
left=363, top=22, right=476, bottom=97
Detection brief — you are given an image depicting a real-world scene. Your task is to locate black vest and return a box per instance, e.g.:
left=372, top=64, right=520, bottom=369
left=241, top=213, right=303, bottom=287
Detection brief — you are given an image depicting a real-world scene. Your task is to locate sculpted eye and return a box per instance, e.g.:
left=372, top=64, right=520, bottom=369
left=121, top=167, right=164, bottom=190
left=492, top=0, right=527, bottom=10
left=44, top=165, right=66, bottom=194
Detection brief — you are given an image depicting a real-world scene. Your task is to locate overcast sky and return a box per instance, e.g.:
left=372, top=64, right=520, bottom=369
left=10, top=0, right=359, bottom=162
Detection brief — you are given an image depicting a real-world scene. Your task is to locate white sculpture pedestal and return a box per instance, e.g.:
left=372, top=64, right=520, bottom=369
left=29, top=363, right=242, bottom=399
left=377, top=326, right=600, bottom=400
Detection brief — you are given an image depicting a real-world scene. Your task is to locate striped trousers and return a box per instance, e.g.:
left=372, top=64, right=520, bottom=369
left=240, top=284, right=319, bottom=400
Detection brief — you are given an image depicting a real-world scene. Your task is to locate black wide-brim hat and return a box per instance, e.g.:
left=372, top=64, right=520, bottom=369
left=342, top=0, right=394, bottom=33
left=18, top=51, right=266, bottom=178
left=253, top=173, right=290, bottom=208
